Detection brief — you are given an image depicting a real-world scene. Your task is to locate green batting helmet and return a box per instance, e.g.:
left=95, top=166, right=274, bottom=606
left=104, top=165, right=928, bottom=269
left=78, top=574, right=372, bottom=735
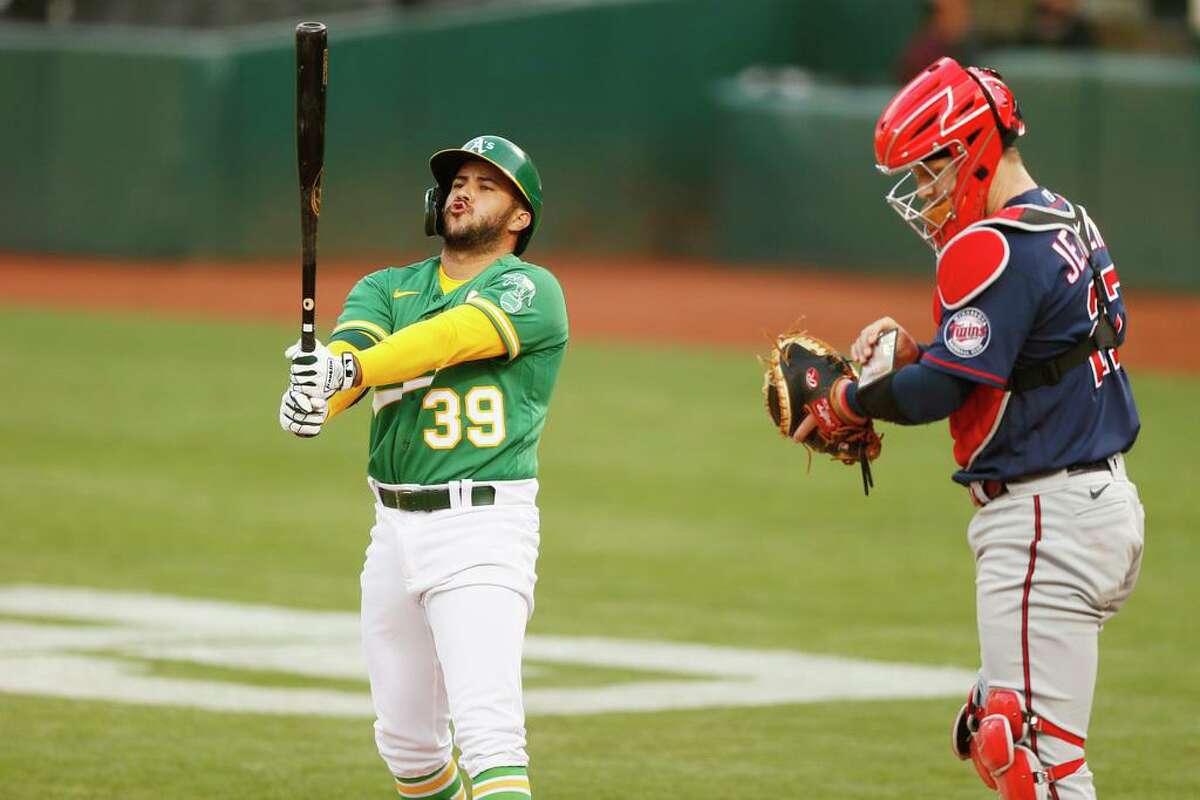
left=424, top=135, right=543, bottom=256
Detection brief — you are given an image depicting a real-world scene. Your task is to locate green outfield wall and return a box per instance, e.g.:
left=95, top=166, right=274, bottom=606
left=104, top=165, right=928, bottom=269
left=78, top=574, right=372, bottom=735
left=2, top=5, right=1198, bottom=291
left=0, top=0, right=918, bottom=261
left=712, top=50, right=1200, bottom=291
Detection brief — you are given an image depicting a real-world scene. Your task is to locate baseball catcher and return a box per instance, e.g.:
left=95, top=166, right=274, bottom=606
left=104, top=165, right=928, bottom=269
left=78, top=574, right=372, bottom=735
left=763, top=329, right=883, bottom=494
left=771, top=58, right=1144, bottom=800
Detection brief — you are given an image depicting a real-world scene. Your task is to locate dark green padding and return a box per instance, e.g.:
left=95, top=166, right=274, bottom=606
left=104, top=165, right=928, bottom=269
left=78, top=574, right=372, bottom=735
left=711, top=50, right=1200, bottom=290
left=0, top=1, right=919, bottom=261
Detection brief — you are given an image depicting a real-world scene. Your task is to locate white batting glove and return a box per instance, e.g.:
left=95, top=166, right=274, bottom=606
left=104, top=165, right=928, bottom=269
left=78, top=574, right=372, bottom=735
left=279, top=387, right=328, bottom=437
left=286, top=340, right=358, bottom=399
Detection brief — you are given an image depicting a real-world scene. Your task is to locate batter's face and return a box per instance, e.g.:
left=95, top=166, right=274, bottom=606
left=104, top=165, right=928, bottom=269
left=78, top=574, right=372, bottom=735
left=442, top=160, right=531, bottom=252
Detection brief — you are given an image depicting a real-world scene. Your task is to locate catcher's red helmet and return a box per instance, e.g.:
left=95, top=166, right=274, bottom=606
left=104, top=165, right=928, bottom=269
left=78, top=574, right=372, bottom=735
left=874, top=57, right=1024, bottom=250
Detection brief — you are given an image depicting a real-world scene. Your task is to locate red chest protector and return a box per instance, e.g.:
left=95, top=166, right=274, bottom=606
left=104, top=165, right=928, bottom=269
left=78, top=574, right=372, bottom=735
left=932, top=225, right=1011, bottom=468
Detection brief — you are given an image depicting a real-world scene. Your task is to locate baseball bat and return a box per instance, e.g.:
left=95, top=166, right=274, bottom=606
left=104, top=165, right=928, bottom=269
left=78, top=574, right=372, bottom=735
left=295, top=21, right=328, bottom=353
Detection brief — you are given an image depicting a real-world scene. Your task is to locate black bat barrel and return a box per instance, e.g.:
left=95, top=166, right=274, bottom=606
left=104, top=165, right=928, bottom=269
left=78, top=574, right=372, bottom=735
left=295, top=22, right=327, bottom=353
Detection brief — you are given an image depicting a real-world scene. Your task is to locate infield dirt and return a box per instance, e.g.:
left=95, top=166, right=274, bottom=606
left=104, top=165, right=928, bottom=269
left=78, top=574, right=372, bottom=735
left=2, top=252, right=1195, bottom=372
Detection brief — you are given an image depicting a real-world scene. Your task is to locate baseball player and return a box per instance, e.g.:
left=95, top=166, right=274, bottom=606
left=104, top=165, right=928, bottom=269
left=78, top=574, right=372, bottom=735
left=793, top=59, right=1144, bottom=799
left=279, top=135, right=566, bottom=800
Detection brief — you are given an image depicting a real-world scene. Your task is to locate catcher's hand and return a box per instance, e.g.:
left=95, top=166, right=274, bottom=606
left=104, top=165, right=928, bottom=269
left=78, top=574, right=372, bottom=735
left=850, top=316, right=919, bottom=367
left=762, top=330, right=883, bottom=495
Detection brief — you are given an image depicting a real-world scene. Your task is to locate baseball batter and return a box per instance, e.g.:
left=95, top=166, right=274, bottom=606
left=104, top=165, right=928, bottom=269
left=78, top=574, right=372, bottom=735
left=791, top=59, right=1144, bottom=799
left=279, top=135, right=566, bottom=800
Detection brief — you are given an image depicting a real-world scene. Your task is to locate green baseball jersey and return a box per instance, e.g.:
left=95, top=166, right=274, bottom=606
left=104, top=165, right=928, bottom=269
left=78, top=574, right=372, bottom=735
left=330, top=254, right=568, bottom=485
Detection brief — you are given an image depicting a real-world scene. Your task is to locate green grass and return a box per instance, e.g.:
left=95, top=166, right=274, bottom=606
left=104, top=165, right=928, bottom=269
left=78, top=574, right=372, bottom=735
left=82, top=654, right=699, bottom=693
left=1, top=306, right=1197, bottom=798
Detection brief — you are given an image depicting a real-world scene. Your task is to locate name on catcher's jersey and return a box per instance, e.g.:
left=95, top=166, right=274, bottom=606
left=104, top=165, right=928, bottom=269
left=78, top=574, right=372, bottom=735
left=330, top=254, right=568, bottom=486
left=920, top=187, right=1140, bottom=484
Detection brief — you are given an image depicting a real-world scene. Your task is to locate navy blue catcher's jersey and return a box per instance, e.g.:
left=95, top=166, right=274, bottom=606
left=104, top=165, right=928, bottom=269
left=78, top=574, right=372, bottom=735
left=920, top=187, right=1140, bottom=485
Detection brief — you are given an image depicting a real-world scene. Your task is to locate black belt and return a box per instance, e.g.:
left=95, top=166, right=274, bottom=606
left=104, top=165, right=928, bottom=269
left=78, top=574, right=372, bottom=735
left=980, top=458, right=1112, bottom=502
left=376, top=484, right=496, bottom=512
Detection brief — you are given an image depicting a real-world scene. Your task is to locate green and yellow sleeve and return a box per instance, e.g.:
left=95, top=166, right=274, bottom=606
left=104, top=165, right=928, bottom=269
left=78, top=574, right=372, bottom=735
left=329, top=271, right=393, bottom=351
left=466, top=266, right=568, bottom=360
left=354, top=304, right=506, bottom=389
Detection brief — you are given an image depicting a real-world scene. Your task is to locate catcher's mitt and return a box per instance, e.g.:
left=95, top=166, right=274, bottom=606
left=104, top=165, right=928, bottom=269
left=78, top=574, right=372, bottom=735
left=762, top=330, right=883, bottom=495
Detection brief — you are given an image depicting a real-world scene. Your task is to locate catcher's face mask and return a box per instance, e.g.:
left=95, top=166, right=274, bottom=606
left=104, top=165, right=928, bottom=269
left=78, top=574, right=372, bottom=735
left=882, top=151, right=966, bottom=250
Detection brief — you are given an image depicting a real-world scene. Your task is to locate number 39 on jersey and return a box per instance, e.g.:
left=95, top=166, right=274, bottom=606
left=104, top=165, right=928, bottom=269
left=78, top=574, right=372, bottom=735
left=422, top=386, right=506, bottom=449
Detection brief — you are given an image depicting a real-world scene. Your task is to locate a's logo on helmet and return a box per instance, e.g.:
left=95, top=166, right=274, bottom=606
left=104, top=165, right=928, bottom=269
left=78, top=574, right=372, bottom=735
left=945, top=307, right=991, bottom=358
left=463, top=137, right=495, bottom=155
left=805, top=367, right=819, bottom=389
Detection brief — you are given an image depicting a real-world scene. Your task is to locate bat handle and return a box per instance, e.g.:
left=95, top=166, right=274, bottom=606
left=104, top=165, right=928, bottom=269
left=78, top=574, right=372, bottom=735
left=301, top=245, right=316, bottom=352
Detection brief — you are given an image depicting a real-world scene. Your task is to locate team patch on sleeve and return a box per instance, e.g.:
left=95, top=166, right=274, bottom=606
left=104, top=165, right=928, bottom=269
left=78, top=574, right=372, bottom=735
left=937, top=226, right=1010, bottom=310
left=497, top=272, right=538, bottom=314
left=943, top=307, right=991, bottom=358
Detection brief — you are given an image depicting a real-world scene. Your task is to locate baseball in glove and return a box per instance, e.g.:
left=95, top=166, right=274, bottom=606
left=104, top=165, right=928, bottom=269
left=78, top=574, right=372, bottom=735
left=762, top=330, right=883, bottom=495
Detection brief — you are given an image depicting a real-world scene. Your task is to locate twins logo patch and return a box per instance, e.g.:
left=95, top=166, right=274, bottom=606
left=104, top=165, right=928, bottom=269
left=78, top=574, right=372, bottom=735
left=805, top=367, right=819, bottom=390
left=945, top=307, right=991, bottom=358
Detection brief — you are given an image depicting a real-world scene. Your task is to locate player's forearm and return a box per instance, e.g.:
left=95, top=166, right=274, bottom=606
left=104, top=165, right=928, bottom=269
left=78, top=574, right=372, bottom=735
left=849, top=363, right=973, bottom=424
left=352, top=304, right=506, bottom=389
left=325, top=341, right=368, bottom=419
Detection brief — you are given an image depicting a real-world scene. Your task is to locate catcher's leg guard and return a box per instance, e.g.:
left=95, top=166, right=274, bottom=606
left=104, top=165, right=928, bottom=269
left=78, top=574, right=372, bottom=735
left=952, top=680, right=997, bottom=789
left=954, top=687, right=1085, bottom=799
left=972, top=715, right=1046, bottom=800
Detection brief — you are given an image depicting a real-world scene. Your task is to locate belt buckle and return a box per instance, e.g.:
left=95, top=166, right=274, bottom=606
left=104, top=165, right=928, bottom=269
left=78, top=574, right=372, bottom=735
left=387, top=488, right=410, bottom=510
left=379, top=487, right=424, bottom=512
left=392, top=489, right=413, bottom=510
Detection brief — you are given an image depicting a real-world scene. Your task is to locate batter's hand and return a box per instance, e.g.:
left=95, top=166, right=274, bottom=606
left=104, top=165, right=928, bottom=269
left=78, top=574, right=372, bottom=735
left=279, top=387, right=328, bottom=437
left=287, top=340, right=359, bottom=399
left=849, top=317, right=919, bottom=367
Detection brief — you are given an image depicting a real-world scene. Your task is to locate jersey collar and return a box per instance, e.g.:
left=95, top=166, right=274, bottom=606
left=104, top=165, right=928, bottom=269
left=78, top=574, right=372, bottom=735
left=1003, top=186, right=1059, bottom=210
left=432, top=253, right=522, bottom=298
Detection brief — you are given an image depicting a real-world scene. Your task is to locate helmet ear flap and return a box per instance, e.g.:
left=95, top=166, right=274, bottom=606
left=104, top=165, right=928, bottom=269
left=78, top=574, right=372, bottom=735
left=423, top=186, right=444, bottom=237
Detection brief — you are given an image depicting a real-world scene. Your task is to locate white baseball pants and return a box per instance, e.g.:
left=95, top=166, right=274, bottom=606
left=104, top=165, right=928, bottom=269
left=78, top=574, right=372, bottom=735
left=360, top=479, right=539, bottom=779
left=969, top=454, right=1144, bottom=799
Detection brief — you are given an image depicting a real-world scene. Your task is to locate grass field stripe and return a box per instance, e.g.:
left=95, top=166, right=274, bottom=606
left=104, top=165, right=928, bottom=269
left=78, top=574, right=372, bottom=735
left=395, top=762, right=459, bottom=797
left=467, top=297, right=521, bottom=359
left=332, top=319, right=388, bottom=342
left=0, top=586, right=978, bottom=716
